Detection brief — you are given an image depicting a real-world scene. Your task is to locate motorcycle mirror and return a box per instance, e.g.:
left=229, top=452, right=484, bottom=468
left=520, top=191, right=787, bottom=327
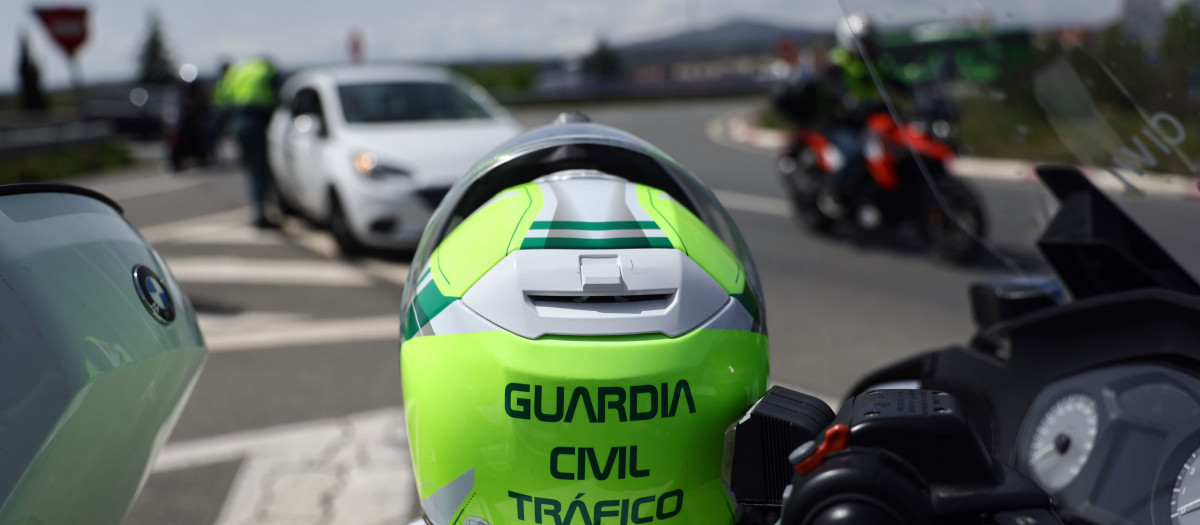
left=969, top=276, right=1063, bottom=328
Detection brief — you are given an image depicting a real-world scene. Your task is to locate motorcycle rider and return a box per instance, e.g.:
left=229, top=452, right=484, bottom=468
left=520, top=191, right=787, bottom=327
left=774, top=13, right=913, bottom=219
left=399, top=114, right=769, bottom=524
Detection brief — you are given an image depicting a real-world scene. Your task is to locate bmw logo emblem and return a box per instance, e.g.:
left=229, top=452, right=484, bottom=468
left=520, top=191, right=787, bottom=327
left=133, top=265, right=175, bottom=324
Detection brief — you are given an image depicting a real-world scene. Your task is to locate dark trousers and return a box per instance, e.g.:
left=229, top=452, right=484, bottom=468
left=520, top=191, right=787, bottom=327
left=825, top=125, right=867, bottom=199
left=230, top=109, right=274, bottom=224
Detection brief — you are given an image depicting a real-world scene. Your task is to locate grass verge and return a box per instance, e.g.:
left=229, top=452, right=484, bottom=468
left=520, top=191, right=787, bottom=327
left=0, top=142, right=134, bottom=184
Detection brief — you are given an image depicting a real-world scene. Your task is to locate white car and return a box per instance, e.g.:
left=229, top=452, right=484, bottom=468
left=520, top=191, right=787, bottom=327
left=266, top=64, right=522, bottom=254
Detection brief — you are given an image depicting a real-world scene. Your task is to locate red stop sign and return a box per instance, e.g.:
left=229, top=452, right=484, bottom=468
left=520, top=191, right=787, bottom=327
left=776, top=36, right=798, bottom=64
left=34, top=6, right=89, bottom=56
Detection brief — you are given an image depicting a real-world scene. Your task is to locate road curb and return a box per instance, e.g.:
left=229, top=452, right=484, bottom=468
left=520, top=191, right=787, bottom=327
left=719, top=110, right=1200, bottom=200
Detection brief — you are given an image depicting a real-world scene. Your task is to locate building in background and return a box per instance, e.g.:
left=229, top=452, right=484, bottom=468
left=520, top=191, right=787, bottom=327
left=1122, top=0, right=1164, bottom=47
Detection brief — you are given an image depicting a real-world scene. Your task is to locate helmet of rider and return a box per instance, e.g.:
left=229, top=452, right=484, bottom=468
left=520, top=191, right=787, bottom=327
left=400, top=114, right=769, bottom=525
left=835, top=13, right=879, bottom=59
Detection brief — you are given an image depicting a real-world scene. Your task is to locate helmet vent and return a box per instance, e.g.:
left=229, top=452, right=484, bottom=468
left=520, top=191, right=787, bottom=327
left=462, top=249, right=730, bottom=337
left=527, top=293, right=673, bottom=307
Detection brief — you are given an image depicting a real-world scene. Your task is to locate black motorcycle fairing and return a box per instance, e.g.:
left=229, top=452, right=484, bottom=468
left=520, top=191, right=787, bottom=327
left=854, top=288, right=1200, bottom=462
left=848, top=165, right=1200, bottom=460
left=1036, top=165, right=1200, bottom=299
left=0, top=182, right=123, bottom=213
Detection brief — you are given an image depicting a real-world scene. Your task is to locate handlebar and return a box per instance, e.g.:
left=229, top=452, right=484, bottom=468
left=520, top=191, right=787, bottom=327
left=727, top=388, right=1061, bottom=525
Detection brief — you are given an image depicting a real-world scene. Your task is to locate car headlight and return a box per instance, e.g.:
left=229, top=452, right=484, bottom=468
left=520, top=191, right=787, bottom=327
left=353, top=152, right=411, bottom=179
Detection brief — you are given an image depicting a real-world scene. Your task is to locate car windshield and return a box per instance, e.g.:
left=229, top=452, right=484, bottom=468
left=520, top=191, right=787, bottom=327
left=337, top=82, right=493, bottom=124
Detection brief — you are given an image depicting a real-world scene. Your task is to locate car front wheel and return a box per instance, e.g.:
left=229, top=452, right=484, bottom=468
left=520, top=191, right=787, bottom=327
left=328, top=191, right=363, bottom=258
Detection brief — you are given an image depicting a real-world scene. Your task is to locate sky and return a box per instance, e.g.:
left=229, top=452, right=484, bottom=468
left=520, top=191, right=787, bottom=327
left=1, top=0, right=1128, bottom=92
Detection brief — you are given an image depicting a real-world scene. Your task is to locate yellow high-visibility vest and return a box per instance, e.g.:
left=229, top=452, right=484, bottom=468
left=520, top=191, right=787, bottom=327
left=221, top=59, right=275, bottom=107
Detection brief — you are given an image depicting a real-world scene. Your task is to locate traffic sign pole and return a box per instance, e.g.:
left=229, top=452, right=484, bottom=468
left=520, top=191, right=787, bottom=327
left=33, top=6, right=89, bottom=107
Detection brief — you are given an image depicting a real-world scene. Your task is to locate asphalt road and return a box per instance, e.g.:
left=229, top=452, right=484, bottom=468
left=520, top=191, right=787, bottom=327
left=96, top=97, right=1200, bottom=525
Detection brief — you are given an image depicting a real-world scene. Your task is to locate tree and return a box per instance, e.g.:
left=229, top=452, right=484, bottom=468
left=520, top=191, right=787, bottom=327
left=583, top=37, right=623, bottom=82
left=1159, top=4, right=1200, bottom=113
left=137, top=11, right=174, bottom=85
left=1090, top=24, right=1160, bottom=109
left=18, top=31, right=48, bottom=113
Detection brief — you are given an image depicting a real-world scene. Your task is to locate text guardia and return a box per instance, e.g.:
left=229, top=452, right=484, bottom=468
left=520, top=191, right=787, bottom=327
left=505, top=381, right=697, bottom=423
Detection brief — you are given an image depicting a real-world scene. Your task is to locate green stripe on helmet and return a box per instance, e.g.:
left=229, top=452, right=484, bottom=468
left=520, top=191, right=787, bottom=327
left=520, top=237, right=675, bottom=250
left=403, top=304, right=421, bottom=341
left=637, top=186, right=745, bottom=295
left=733, top=287, right=763, bottom=330
left=430, top=184, right=545, bottom=298
left=529, top=220, right=660, bottom=231
left=404, top=278, right=459, bottom=340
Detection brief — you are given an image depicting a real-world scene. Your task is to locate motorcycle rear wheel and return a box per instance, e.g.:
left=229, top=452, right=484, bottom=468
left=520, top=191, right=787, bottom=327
left=781, top=151, right=834, bottom=234
left=924, top=178, right=985, bottom=264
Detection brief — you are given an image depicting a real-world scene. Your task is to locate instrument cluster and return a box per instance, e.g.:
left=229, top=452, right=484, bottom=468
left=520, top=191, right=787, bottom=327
left=1016, top=364, right=1200, bottom=525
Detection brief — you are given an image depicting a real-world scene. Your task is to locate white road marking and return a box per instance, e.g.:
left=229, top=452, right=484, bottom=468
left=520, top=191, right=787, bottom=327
left=705, top=108, right=778, bottom=157
left=203, top=314, right=399, bottom=353
left=139, top=208, right=413, bottom=286
left=713, top=189, right=792, bottom=218
left=358, top=259, right=412, bottom=287
left=174, top=225, right=286, bottom=246
left=84, top=173, right=213, bottom=201
left=281, top=222, right=413, bottom=287
left=196, top=311, right=309, bottom=333
left=282, top=221, right=339, bottom=258
left=139, top=207, right=252, bottom=244
left=154, top=407, right=416, bottom=525
left=165, top=257, right=375, bottom=287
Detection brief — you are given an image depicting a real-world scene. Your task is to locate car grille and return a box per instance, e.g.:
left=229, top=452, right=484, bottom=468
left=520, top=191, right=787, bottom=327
left=416, top=187, right=451, bottom=208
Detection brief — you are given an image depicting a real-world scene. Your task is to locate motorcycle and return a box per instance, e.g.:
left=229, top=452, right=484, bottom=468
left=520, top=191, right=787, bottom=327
left=729, top=165, right=1199, bottom=524
left=0, top=183, right=206, bottom=524
left=777, top=111, right=986, bottom=264
left=3, top=168, right=1187, bottom=525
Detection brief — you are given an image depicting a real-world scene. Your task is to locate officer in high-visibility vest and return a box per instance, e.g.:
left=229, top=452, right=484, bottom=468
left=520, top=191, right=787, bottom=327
left=220, top=57, right=279, bottom=228
left=205, top=59, right=232, bottom=166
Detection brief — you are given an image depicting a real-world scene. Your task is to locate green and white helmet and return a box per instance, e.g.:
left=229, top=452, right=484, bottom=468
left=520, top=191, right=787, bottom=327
left=400, top=115, right=768, bottom=525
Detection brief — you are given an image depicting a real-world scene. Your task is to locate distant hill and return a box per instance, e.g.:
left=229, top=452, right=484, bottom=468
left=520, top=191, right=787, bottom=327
left=616, top=19, right=831, bottom=66
left=440, top=19, right=832, bottom=69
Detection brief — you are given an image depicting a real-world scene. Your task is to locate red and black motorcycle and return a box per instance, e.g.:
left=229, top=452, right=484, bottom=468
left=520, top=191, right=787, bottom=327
left=777, top=111, right=985, bottom=264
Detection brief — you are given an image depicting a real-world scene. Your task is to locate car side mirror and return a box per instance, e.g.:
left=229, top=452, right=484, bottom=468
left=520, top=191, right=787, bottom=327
left=292, top=113, right=328, bottom=139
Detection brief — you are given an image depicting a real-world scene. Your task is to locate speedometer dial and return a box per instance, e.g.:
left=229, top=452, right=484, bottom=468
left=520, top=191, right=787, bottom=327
left=1172, top=449, right=1200, bottom=524
left=1026, top=393, right=1099, bottom=492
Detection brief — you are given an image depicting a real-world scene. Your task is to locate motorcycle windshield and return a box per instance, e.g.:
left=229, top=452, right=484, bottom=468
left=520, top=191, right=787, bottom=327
left=826, top=0, right=1200, bottom=278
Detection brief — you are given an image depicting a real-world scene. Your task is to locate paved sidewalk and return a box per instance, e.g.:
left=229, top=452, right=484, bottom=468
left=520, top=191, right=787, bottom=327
left=714, top=110, right=1200, bottom=200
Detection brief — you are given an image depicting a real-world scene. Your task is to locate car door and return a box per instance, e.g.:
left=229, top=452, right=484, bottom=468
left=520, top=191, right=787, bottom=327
left=283, top=87, right=331, bottom=217
left=266, top=94, right=294, bottom=200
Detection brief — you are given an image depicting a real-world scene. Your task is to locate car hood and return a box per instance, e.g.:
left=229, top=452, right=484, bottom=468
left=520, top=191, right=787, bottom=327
left=338, top=118, right=521, bottom=187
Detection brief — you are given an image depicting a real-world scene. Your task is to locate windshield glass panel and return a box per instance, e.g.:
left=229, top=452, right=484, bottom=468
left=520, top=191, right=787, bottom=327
left=337, top=82, right=493, bottom=123
left=822, top=0, right=1200, bottom=275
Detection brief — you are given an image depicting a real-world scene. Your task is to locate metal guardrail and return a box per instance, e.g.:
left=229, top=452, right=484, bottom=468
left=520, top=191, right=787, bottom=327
left=0, top=119, right=115, bottom=156
left=496, top=79, right=770, bottom=105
